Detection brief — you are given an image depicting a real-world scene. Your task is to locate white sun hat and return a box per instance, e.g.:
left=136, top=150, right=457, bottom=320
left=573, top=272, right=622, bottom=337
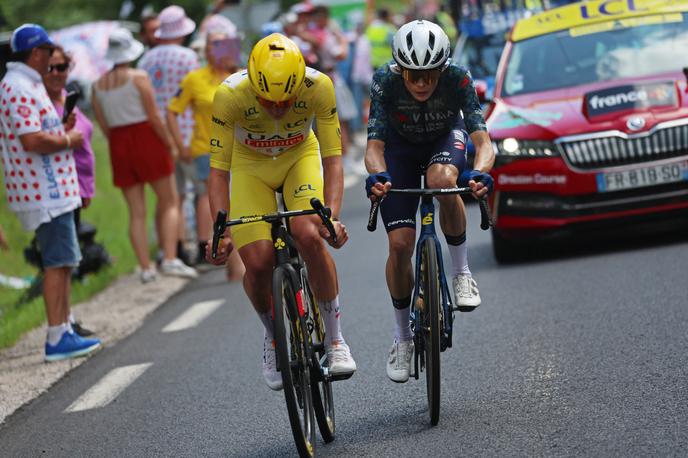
left=105, top=27, right=144, bottom=65
left=155, top=5, right=196, bottom=40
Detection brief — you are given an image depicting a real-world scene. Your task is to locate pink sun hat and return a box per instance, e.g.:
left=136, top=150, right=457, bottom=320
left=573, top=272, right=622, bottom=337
left=154, top=5, right=196, bottom=40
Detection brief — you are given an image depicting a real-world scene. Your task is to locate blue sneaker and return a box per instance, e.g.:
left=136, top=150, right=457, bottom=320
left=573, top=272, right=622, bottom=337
left=45, top=331, right=101, bottom=362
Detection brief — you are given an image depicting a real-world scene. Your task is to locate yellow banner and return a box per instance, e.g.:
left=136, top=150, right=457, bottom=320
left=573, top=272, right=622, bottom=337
left=569, top=13, right=683, bottom=37
left=511, top=0, right=688, bottom=41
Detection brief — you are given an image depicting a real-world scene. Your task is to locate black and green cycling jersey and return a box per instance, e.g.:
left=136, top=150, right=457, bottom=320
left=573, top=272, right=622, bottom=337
left=367, top=62, right=488, bottom=144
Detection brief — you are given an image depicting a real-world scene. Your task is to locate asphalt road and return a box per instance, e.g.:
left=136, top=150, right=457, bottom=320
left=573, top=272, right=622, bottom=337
left=2, top=184, right=687, bottom=457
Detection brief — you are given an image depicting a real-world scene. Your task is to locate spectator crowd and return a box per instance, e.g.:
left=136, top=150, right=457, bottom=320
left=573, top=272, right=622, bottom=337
left=0, top=1, right=458, bottom=361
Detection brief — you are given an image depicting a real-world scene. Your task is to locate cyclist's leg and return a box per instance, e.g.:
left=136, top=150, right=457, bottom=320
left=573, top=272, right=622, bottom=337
left=425, top=128, right=468, bottom=238
left=229, top=164, right=278, bottom=318
left=381, top=130, right=423, bottom=307
left=425, top=128, right=480, bottom=308
left=282, top=147, right=336, bottom=302
left=380, top=133, right=423, bottom=381
left=284, top=147, right=356, bottom=373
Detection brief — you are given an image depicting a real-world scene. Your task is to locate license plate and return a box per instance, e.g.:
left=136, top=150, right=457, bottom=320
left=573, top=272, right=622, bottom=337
left=596, top=161, right=688, bottom=192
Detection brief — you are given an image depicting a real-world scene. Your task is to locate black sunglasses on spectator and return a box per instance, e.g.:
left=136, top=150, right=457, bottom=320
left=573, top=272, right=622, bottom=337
left=47, top=63, right=70, bottom=74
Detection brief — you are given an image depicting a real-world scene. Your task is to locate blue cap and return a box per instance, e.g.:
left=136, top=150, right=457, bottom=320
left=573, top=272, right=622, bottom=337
left=11, top=24, right=54, bottom=53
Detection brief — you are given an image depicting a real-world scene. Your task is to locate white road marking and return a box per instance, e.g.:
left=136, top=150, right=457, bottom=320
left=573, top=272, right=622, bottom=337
left=65, top=363, right=152, bottom=413
left=162, top=299, right=224, bottom=333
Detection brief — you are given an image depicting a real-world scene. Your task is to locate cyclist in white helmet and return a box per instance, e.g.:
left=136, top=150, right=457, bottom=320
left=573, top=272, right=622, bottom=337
left=364, top=20, right=495, bottom=383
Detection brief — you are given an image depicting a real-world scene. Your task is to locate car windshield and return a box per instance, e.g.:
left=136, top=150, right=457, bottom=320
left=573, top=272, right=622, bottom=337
left=502, top=13, right=688, bottom=96
left=457, top=34, right=505, bottom=80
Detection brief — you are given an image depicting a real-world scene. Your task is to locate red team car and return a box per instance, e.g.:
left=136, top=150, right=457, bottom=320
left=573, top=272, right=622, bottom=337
left=486, top=0, right=688, bottom=261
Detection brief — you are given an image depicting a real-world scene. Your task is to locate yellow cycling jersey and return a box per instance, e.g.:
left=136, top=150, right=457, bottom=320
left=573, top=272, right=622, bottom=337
left=209, top=67, right=342, bottom=172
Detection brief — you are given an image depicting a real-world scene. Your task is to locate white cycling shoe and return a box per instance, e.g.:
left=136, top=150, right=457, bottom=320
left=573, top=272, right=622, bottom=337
left=262, top=337, right=283, bottom=391
left=326, top=341, right=357, bottom=376
left=386, top=339, right=414, bottom=383
left=453, top=273, right=481, bottom=312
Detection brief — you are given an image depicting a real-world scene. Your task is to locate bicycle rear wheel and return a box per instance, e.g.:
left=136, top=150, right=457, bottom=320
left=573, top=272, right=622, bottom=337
left=273, top=267, right=316, bottom=457
left=421, top=238, right=441, bottom=426
left=304, top=278, right=336, bottom=443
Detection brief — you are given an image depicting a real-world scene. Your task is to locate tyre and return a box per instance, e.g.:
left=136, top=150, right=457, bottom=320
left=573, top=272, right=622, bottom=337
left=273, top=267, right=316, bottom=457
left=304, top=278, right=336, bottom=443
left=421, top=238, right=441, bottom=426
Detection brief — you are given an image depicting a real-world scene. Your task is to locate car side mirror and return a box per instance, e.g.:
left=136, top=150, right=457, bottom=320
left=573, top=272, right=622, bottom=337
left=475, top=79, right=491, bottom=103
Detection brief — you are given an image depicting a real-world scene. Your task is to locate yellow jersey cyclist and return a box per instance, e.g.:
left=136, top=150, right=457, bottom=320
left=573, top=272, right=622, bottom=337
left=207, top=34, right=356, bottom=390
left=364, top=20, right=495, bottom=382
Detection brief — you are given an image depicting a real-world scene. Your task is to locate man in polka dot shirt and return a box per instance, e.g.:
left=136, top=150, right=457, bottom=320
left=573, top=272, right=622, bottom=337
left=0, top=24, right=101, bottom=361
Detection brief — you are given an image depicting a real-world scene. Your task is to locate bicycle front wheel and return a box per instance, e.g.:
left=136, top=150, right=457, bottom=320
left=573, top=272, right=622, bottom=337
left=421, top=238, right=441, bottom=426
left=273, top=267, right=316, bottom=457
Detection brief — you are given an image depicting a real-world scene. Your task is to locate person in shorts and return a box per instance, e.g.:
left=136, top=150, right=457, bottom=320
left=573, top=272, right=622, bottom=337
left=0, top=24, right=101, bottom=360
left=91, top=27, right=197, bottom=283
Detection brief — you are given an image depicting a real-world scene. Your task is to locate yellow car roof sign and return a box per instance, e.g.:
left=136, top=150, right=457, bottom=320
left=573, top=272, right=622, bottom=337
left=511, top=0, right=688, bottom=42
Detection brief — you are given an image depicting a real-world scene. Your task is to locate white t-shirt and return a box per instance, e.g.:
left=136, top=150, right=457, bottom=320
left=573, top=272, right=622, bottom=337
left=137, top=44, right=199, bottom=146
left=0, top=62, right=80, bottom=231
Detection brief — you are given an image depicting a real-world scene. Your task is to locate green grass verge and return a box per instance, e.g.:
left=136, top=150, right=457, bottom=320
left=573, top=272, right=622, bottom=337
left=0, top=129, right=156, bottom=349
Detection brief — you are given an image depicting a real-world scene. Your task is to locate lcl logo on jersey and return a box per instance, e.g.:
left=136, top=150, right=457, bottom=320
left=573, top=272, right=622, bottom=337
left=285, top=118, right=308, bottom=130
left=244, top=106, right=259, bottom=119
left=210, top=138, right=223, bottom=148
left=293, top=101, right=308, bottom=114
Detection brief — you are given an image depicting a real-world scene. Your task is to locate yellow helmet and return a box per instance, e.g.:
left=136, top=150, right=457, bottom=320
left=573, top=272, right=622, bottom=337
left=248, top=33, right=306, bottom=102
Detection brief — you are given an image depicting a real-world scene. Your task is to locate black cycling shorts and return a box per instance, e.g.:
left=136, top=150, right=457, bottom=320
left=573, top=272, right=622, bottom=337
left=381, top=126, right=468, bottom=232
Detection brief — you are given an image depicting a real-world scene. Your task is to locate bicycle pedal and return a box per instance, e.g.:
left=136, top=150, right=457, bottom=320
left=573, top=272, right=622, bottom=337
left=329, top=371, right=354, bottom=382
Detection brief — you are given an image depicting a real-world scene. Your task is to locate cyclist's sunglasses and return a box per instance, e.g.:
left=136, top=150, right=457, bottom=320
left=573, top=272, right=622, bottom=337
left=401, top=68, right=442, bottom=84
left=47, top=63, right=70, bottom=74
left=257, top=97, right=294, bottom=110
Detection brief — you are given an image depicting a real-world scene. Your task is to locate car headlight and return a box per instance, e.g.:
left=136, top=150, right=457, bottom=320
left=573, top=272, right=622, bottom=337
left=493, top=138, right=558, bottom=157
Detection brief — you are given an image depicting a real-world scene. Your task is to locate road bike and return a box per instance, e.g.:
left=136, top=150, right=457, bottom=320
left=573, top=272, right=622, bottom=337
left=368, top=185, right=492, bottom=425
left=211, top=197, right=352, bottom=457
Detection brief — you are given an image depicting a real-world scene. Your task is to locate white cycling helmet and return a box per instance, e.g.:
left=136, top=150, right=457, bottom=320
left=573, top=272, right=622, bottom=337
left=392, top=20, right=450, bottom=70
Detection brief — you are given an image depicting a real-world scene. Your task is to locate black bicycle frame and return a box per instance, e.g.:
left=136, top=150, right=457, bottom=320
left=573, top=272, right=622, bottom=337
left=413, top=194, right=454, bottom=351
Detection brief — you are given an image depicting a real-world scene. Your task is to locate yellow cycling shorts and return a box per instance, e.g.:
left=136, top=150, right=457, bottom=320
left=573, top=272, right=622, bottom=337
left=229, top=139, right=324, bottom=250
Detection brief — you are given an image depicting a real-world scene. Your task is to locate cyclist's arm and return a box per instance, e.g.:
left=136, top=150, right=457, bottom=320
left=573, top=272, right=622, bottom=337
left=322, top=156, right=343, bottom=219
left=471, top=131, right=494, bottom=173
left=364, top=68, right=390, bottom=173
left=312, top=73, right=345, bottom=218
left=365, top=69, right=389, bottom=173
left=208, top=167, right=230, bottom=230
left=209, top=83, right=236, bottom=173
left=458, top=69, right=494, bottom=173
left=208, top=82, right=236, bottom=237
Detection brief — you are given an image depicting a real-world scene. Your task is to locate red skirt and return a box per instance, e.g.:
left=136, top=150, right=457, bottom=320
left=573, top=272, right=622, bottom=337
left=109, top=121, right=174, bottom=188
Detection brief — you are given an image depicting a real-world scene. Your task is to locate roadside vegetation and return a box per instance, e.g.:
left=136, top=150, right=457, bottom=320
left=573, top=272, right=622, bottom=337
left=0, top=130, right=154, bottom=349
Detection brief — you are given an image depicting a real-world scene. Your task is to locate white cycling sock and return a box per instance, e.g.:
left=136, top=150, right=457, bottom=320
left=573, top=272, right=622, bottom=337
left=47, top=323, right=69, bottom=346
left=258, top=312, right=274, bottom=340
left=448, top=242, right=471, bottom=277
left=68, top=312, right=75, bottom=324
left=394, top=306, right=413, bottom=342
left=319, top=296, right=343, bottom=346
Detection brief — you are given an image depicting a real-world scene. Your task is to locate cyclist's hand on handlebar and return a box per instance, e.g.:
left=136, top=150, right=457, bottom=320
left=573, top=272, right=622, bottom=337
left=319, top=220, right=348, bottom=249
left=205, top=235, right=234, bottom=265
left=365, top=172, right=392, bottom=202
left=460, top=169, right=494, bottom=199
